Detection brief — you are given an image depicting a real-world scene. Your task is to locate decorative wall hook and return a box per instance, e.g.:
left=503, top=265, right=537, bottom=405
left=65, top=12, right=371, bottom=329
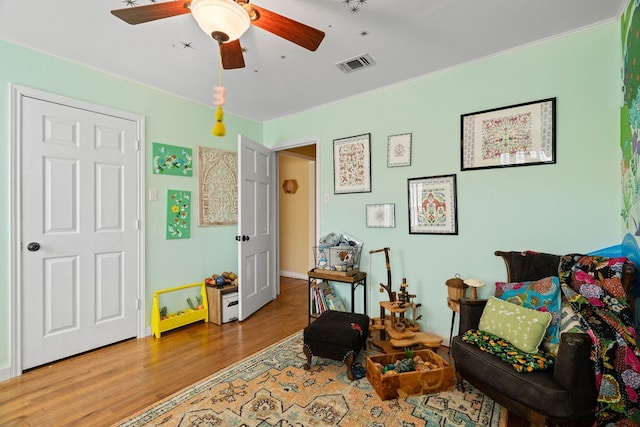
left=282, top=179, right=298, bottom=194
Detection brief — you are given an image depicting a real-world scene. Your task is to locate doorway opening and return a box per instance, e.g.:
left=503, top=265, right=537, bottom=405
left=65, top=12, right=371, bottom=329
left=277, top=143, right=317, bottom=282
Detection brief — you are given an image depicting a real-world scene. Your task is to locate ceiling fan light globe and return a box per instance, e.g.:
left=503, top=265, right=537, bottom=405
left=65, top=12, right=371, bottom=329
left=191, top=0, right=250, bottom=42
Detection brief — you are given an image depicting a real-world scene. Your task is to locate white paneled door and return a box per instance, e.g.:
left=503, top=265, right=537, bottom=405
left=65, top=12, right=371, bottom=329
left=237, top=135, right=276, bottom=321
left=18, top=91, right=142, bottom=370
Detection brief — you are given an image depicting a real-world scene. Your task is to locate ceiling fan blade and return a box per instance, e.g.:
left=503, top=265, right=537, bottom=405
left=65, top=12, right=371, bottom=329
left=249, top=5, right=325, bottom=51
left=111, top=1, right=192, bottom=25
left=220, top=39, right=246, bottom=69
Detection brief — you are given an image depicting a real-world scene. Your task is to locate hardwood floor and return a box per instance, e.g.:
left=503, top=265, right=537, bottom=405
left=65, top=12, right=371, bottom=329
left=0, top=277, right=310, bottom=426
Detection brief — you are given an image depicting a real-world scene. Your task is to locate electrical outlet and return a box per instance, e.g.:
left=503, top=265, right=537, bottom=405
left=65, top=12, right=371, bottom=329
left=149, top=188, right=158, bottom=201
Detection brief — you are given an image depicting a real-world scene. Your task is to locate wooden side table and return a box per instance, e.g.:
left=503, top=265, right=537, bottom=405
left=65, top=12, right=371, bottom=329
left=206, top=283, right=238, bottom=325
left=307, top=269, right=367, bottom=324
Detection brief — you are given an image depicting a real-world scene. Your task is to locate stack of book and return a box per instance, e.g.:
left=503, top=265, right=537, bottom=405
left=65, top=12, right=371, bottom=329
left=311, top=281, right=347, bottom=314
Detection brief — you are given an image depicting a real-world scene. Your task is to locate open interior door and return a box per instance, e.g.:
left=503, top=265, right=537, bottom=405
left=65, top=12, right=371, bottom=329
left=237, top=135, right=277, bottom=320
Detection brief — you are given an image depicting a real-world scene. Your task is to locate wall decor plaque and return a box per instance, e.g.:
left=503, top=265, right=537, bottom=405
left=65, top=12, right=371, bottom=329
left=198, top=146, right=238, bottom=226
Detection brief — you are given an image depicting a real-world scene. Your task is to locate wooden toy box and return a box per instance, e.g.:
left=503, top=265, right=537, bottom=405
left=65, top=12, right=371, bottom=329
left=365, top=349, right=455, bottom=400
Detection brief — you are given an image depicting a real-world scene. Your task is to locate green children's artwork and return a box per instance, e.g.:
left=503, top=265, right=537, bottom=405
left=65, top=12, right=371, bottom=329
left=167, top=190, right=191, bottom=239
left=153, top=143, right=193, bottom=176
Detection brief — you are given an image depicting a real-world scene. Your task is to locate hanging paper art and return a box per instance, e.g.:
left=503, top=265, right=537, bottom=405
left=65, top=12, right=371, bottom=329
left=198, top=146, right=238, bottom=226
left=152, top=142, right=193, bottom=176
left=166, top=189, right=191, bottom=239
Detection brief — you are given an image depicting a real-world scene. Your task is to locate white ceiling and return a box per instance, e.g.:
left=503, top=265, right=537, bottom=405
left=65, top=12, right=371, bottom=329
left=0, top=0, right=627, bottom=122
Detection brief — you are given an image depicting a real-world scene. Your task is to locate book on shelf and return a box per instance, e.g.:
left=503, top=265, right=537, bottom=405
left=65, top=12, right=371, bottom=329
left=311, top=280, right=347, bottom=314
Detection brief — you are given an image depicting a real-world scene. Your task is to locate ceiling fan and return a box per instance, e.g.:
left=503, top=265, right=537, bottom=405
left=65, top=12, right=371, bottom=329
left=111, top=0, right=325, bottom=70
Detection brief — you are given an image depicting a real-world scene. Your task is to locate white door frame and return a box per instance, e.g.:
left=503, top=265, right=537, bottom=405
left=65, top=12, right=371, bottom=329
left=9, top=84, right=146, bottom=378
left=272, top=136, right=321, bottom=285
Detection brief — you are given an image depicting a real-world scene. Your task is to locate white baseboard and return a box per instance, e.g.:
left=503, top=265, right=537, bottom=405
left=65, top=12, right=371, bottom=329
left=0, top=366, right=12, bottom=381
left=280, top=271, right=306, bottom=280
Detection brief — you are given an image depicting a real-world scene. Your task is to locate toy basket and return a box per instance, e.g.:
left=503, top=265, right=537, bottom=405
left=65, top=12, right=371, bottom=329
left=314, top=232, right=363, bottom=272
left=314, top=245, right=358, bottom=271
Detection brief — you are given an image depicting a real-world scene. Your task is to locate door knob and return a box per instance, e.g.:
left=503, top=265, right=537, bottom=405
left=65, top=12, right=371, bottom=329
left=27, top=242, right=41, bottom=252
left=242, top=235, right=250, bottom=241
left=235, top=235, right=241, bottom=241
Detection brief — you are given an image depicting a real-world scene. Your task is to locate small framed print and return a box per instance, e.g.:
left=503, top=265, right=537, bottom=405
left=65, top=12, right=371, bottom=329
left=366, top=203, right=395, bottom=228
left=408, top=174, right=457, bottom=235
left=387, top=133, right=412, bottom=167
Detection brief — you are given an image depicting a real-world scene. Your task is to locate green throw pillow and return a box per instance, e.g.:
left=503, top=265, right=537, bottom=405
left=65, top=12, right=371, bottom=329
left=478, top=296, right=552, bottom=353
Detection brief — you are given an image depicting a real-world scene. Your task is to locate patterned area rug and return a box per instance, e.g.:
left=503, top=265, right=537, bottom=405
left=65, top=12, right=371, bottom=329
left=116, top=332, right=503, bottom=426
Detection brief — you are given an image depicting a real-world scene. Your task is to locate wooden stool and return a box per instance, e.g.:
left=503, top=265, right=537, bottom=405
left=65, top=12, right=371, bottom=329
left=303, top=310, right=370, bottom=380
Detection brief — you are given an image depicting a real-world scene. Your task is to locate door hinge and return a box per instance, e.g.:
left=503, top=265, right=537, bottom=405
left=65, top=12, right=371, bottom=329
left=136, top=219, right=141, bottom=230
left=136, top=298, right=142, bottom=310
left=136, top=139, right=141, bottom=151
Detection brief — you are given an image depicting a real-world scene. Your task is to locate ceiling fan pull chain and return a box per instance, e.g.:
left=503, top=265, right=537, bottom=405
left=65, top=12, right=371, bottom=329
left=212, top=47, right=227, bottom=137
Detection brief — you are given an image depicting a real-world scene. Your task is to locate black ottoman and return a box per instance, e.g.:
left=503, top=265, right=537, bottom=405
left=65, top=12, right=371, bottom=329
left=303, top=310, right=370, bottom=380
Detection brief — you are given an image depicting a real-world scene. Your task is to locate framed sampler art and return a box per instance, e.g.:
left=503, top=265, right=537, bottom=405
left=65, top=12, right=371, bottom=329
left=366, top=203, right=395, bottom=228
left=387, top=133, right=411, bottom=167
left=461, top=98, right=556, bottom=171
left=408, top=174, right=457, bottom=235
left=333, top=133, right=371, bottom=194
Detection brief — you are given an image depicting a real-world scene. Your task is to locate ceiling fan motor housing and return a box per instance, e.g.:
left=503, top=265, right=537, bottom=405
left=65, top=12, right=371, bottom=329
left=190, top=0, right=251, bottom=42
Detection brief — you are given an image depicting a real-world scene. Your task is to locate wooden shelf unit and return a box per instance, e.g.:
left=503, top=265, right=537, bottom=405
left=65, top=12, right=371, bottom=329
left=206, top=283, right=238, bottom=325
left=307, top=268, right=367, bottom=323
left=151, top=282, right=209, bottom=338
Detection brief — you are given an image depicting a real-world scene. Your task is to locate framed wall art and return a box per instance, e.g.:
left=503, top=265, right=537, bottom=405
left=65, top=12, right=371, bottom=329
left=152, top=142, right=193, bottom=176
left=387, top=133, right=411, bottom=167
left=366, top=203, right=395, bottom=228
left=461, top=97, right=556, bottom=171
left=333, top=133, right=371, bottom=194
left=408, top=174, right=457, bottom=235
left=197, top=146, right=238, bottom=226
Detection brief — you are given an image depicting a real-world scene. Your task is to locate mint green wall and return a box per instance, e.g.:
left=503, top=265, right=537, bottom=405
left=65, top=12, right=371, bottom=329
left=0, top=39, right=262, bottom=371
left=264, top=22, right=621, bottom=343
left=0, top=19, right=623, bottom=373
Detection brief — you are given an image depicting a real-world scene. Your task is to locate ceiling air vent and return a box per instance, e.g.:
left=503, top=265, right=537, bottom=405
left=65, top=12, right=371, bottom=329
left=335, top=53, right=375, bottom=73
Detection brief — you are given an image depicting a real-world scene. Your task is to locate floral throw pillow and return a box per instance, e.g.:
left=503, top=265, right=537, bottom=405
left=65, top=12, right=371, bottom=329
left=462, top=329, right=554, bottom=372
left=495, top=276, right=561, bottom=346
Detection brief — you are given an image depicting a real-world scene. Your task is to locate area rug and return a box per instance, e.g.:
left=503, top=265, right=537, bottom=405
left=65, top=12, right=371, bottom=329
left=116, top=331, right=503, bottom=426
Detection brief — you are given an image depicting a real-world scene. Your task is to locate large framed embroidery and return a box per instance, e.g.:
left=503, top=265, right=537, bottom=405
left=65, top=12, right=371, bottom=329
left=408, top=174, right=457, bottom=235
left=461, top=98, right=556, bottom=171
left=198, top=146, right=238, bottom=226
left=333, top=133, right=371, bottom=194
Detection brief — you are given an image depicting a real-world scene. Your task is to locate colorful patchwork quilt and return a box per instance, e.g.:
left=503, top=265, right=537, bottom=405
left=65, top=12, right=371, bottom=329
left=559, top=255, right=640, bottom=426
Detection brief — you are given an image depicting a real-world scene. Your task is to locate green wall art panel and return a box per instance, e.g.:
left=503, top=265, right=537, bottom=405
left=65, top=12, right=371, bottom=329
left=152, top=142, right=193, bottom=176
left=622, top=1, right=640, bottom=235
left=166, top=189, right=191, bottom=239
